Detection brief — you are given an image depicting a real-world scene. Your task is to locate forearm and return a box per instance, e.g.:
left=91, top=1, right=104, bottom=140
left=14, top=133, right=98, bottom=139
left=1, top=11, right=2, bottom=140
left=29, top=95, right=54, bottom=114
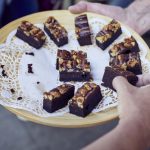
left=83, top=119, right=148, bottom=150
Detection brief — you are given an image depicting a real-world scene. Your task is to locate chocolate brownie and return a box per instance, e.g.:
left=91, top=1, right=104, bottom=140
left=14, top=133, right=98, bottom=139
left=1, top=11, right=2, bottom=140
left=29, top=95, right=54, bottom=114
left=43, top=84, right=75, bottom=113
left=44, top=16, right=68, bottom=47
left=56, top=49, right=91, bottom=82
left=102, top=66, right=138, bottom=90
left=96, top=19, right=122, bottom=50
left=109, top=36, right=140, bottom=57
left=110, top=52, right=142, bottom=75
left=16, top=21, right=46, bottom=49
left=75, top=14, right=92, bottom=46
left=69, top=82, right=102, bottom=117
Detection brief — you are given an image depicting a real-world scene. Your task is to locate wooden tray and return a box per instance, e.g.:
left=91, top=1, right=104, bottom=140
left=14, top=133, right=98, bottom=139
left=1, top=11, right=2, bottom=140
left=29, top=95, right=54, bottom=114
left=0, top=10, right=149, bottom=128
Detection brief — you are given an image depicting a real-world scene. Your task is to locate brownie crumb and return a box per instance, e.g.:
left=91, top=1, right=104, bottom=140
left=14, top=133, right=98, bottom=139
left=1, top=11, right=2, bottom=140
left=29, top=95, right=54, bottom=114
left=1, top=65, right=4, bottom=68
left=37, top=82, right=40, bottom=84
left=10, top=89, right=15, bottom=94
left=1, top=65, right=8, bottom=77
left=28, top=64, right=34, bottom=73
left=25, top=52, right=34, bottom=56
left=2, top=70, right=8, bottom=77
left=17, top=97, right=22, bottom=100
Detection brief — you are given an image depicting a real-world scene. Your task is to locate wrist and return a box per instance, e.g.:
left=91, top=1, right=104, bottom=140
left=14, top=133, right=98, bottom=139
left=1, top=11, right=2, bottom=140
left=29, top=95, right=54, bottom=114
left=118, top=116, right=149, bottom=149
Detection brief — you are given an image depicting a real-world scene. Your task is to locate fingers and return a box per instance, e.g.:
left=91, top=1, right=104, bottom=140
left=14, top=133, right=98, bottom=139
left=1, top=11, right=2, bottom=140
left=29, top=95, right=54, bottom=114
left=69, top=1, right=105, bottom=14
left=112, top=76, right=136, bottom=97
left=68, top=1, right=88, bottom=14
left=69, top=1, right=126, bottom=22
left=137, top=74, right=150, bottom=87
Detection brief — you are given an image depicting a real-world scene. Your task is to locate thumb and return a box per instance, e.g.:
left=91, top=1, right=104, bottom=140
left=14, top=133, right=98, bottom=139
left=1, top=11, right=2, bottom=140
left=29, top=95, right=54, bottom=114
left=113, top=77, right=138, bottom=120
left=112, top=76, right=137, bottom=97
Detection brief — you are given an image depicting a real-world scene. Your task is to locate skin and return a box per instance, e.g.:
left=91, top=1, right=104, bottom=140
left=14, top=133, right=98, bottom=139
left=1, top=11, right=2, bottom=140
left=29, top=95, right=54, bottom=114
left=69, top=0, right=150, bottom=35
left=68, top=1, right=150, bottom=149
left=83, top=75, right=150, bottom=150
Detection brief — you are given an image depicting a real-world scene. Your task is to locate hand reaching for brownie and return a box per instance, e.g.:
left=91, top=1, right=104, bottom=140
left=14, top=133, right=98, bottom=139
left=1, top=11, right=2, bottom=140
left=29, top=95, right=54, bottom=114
left=113, top=76, right=150, bottom=147
left=69, top=0, right=150, bottom=35
left=84, top=75, right=150, bottom=150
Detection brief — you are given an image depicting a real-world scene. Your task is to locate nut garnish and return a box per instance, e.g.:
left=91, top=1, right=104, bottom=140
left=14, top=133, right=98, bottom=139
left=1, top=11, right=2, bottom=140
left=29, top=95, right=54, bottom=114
left=19, top=21, right=46, bottom=41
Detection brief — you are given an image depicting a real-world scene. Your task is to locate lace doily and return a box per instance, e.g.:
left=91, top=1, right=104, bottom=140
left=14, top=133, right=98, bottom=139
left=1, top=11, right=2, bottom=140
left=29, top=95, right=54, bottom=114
left=0, top=17, right=150, bottom=117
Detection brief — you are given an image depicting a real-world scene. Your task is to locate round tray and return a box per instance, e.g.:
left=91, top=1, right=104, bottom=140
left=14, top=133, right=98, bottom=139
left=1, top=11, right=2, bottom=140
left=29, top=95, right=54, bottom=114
left=0, top=10, right=149, bottom=128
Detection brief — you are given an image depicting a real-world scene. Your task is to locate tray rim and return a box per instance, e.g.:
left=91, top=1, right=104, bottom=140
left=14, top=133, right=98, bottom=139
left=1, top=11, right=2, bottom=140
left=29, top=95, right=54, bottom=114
left=0, top=10, right=149, bottom=128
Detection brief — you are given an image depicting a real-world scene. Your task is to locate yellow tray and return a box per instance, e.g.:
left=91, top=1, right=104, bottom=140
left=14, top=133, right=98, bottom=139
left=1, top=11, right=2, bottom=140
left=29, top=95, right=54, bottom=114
left=0, top=10, right=149, bottom=128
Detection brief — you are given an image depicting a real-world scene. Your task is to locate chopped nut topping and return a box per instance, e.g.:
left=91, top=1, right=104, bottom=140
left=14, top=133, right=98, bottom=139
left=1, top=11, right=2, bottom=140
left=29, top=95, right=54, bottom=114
left=44, top=16, right=68, bottom=40
left=43, top=84, right=73, bottom=101
left=71, top=82, right=98, bottom=107
left=48, top=95, right=53, bottom=100
left=57, top=49, right=90, bottom=73
left=110, top=52, right=141, bottom=71
left=57, top=50, right=71, bottom=60
left=127, top=58, right=138, bottom=67
left=80, top=88, right=88, bottom=97
left=96, top=20, right=121, bottom=43
left=96, top=33, right=112, bottom=43
left=19, top=21, right=46, bottom=42
left=103, top=20, right=121, bottom=32
left=109, top=36, right=138, bottom=57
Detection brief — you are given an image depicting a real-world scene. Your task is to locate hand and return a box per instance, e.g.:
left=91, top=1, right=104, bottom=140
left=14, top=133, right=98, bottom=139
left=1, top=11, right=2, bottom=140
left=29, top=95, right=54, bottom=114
left=112, top=75, right=150, bottom=147
left=69, top=1, right=126, bottom=21
left=69, top=1, right=150, bottom=35
left=83, top=75, right=150, bottom=150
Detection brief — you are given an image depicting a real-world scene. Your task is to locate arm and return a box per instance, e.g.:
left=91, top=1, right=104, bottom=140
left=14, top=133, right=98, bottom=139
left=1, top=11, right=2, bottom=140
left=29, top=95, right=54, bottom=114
left=83, top=76, right=150, bottom=150
left=84, top=118, right=147, bottom=150
left=69, top=0, right=150, bottom=35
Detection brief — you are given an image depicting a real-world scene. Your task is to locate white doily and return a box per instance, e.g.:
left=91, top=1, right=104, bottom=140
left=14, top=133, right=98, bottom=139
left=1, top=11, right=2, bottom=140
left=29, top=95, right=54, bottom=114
left=0, top=17, right=150, bottom=117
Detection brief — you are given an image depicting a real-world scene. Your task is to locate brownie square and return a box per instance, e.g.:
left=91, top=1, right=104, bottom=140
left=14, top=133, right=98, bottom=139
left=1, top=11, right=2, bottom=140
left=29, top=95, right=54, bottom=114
left=57, top=49, right=92, bottom=82
left=16, top=21, right=46, bottom=49
left=96, top=19, right=122, bottom=50
left=102, top=66, right=138, bottom=90
left=56, top=49, right=72, bottom=70
left=69, top=82, right=102, bottom=117
left=109, top=36, right=140, bottom=57
left=110, top=52, right=142, bottom=75
left=44, top=16, right=68, bottom=47
left=43, top=84, right=75, bottom=113
left=75, top=14, right=92, bottom=46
